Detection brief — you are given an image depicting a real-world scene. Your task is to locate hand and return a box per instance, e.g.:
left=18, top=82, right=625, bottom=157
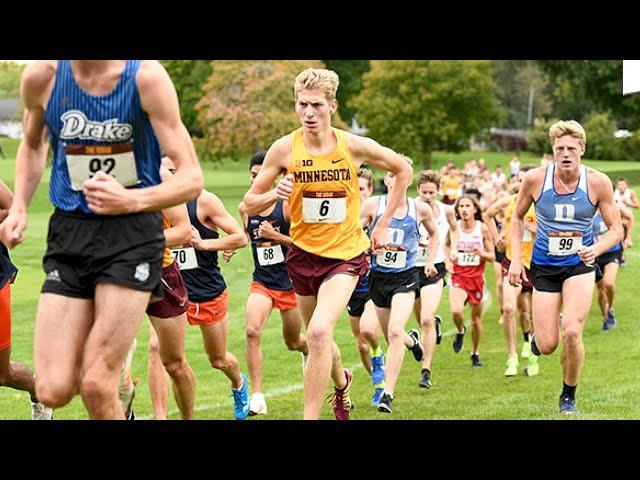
left=0, top=210, right=27, bottom=249
left=191, top=226, right=206, bottom=250
left=578, top=246, right=596, bottom=266
left=83, top=171, right=138, bottom=215
left=508, top=260, right=523, bottom=287
left=369, top=222, right=388, bottom=254
left=624, top=238, right=632, bottom=249
left=524, top=218, right=536, bottom=233
left=258, top=220, right=277, bottom=240
left=495, top=232, right=506, bottom=251
left=472, top=246, right=483, bottom=259
left=276, top=174, right=294, bottom=201
left=424, top=262, right=438, bottom=278
left=222, top=249, right=236, bottom=263
left=444, top=259, right=454, bottom=274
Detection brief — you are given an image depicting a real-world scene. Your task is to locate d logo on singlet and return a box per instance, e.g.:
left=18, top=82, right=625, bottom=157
left=388, top=228, right=405, bottom=244
left=554, top=204, right=575, bottom=222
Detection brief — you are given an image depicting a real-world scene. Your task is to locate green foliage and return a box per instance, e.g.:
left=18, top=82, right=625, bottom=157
left=526, top=118, right=559, bottom=156
left=584, top=111, right=620, bottom=160
left=619, top=131, right=640, bottom=161
left=351, top=61, right=500, bottom=169
left=323, top=60, right=370, bottom=122
left=195, top=61, right=347, bottom=163
left=160, top=60, right=213, bottom=137
left=0, top=61, right=24, bottom=99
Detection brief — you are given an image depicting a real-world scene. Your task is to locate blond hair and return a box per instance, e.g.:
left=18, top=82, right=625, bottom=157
left=294, top=68, right=339, bottom=101
left=549, top=120, right=587, bottom=147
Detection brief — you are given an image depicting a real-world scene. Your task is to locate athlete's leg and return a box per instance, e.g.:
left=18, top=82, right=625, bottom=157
left=378, top=291, right=415, bottom=397
left=300, top=273, right=358, bottom=420
left=149, top=312, right=195, bottom=420
left=493, top=261, right=504, bottom=318
left=349, top=314, right=371, bottom=375
left=470, top=301, right=484, bottom=354
left=359, top=300, right=382, bottom=352
left=517, top=290, right=532, bottom=335
left=596, top=281, right=608, bottom=320
left=418, top=280, right=444, bottom=371
left=601, top=262, right=619, bottom=312
left=245, top=292, right=274, bottom=394
left=147, top=324, right=170, bottom=419
left=449, top=286, right=468, bottom=333
left=0, top=348, right=37, bottom=398
left=559, top=272, right=595, bottom=386
left=200, top=314, right=242, bottom=388
left=280, top=307, right=307, bottom=353
left=531, top=289, right=563, bottom=355
left=34, top=294, right=93, bottom=409
left=79, top=284, right=149, bottom=419
left=502, top=277, right=522, bottom=358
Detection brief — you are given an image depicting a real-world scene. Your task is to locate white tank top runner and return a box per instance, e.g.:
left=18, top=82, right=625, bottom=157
left=415, top=200, right=448, bottom=266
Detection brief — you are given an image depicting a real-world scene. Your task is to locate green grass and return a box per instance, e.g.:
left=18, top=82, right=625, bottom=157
left=1, top=147, right=639, bottom=419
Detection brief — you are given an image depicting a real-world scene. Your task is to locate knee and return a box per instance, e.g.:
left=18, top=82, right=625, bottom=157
left=471, top=317, right=483, bottom=327
left=163, top=358, right=189, bottom=378
left=79, top=374, right=112, bottom=405
left=603, top=279, right=615, bottom=292
left=387, top=325, right=404, bottom=343
left=148, top=335, right=160, bottom=355
left=356, top=338, right=370, bottom=356
left=563, top=327, right=582, bottom=347
left=246, top=325, right=262, bottom=343
left=36, top=377, right=75, bottom=408
left=451, top=307, right=463, bottom=317
left=209, top=355, right=227, bottom=371
left=306, top=327, right=331, bottom=351
left=536, top=336, right=558, bottom=355
left=284, top=338, right=300, bottom=351
left=420, top=315, right=434, bottom=329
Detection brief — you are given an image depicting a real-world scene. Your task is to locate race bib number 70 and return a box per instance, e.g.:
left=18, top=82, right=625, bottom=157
left=65, top=143, right=139, bottom=191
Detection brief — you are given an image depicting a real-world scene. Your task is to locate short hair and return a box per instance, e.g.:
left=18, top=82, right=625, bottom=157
left=249, top=151, right=266, bottom=170
left=294, top=68, right=339, bottom=101
left=549, top=120, right=587, bottom=147
left=454, top=195, right=483, bottom=221
left=357, top=167, right=374, bottom=188
left=617, top=177, right=628, bottom=183
left=417, top=169, right=440, bottom=187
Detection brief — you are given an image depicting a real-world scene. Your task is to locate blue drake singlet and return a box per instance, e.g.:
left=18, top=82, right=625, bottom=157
left=247, top=201, right=293, bottom=291
left=593, top=211, right=621, bottom=254
left=370, top=196, right=419, bottom=273
left=532, top=163, right=597, bottom=266
left=45, top=60, right=161, bottom=214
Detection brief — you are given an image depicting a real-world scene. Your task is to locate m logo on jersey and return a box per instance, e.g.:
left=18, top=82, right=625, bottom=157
left=60, top=110, right=133, bottom=141
left=554, top=204, right=575, bottom=222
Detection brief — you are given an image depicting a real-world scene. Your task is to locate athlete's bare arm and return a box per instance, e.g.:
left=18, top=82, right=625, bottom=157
left=580, top=170, right=623, bottom=265
left=482, top=195, right=510, bottom=241
left=619, top=203, right=634, bottom=248
left=417, top=201, right=439, bottom=276
left=83, top=61, right=203, bottom=215
left=629, top=190, right=639, bottom=208
left=0, top=179, right=13, bottom=223
left=359, top=196, right=378, bottom=231
left=162, top=203, right=192, bottom=248
left=243, top=136, right=291, bottom=215
left=0, top=61, right=55, bottom=248
left=191, top=191, right=248, bottom=252
left=346, top=134, right=413, bottom=251
left=477, top=223, right=496, bottom=262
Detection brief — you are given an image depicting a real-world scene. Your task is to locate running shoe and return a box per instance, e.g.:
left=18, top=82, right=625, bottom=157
left=232, top=374, right=250, bottom=420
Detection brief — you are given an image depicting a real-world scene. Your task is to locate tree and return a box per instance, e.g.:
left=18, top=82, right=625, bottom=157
left=160, top=60, right=213, bottom=137
left=0, top=61, right=25, bottom=99
left=323, top=60, right=370, bottom=123
left=195, top=60, right=347, bottom=163
left=351, top=60, right=500, bottom=169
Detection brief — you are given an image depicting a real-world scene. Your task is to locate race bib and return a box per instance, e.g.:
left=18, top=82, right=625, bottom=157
left=376, top=245, right=407, bottom=269
left=523, top=230, right=532, bottom=242
left=548, top=231, right=583, bottom=256
left=65, top=143, right=139, bottom=191
left=415, top=242, right=429, bottom=265
left=457, top=251, right=480, bottom=266
left=256, top=242, right=284, bottom=266
left=171, top=247, right=199, bottom=270
left=302, top=191, right=347, bottom=224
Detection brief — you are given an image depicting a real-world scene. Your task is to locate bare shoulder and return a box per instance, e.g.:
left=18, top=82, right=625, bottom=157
left=21, top=61, right=57, bottom=105
left=524, top=165, right=547, bottom=183
left=344, top=132, right=380, bottom=156
left=416, top=199, right=433, bottom=218
left=136, top=60, right=169, bottom=88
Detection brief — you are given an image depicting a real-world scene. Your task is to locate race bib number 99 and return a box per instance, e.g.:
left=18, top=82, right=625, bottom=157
left=171, top=247, right=199, bottom=270
left=376, top=246, right=407, bottom=269
left=302, top=191, right=347, bottom=224
left=457, top=252, right=480, bottom=266
left=256, top=242, right=284, bottom=266
left=548, top=231, right=583, bottom=256
left=65, top=143, right=139, bottom=191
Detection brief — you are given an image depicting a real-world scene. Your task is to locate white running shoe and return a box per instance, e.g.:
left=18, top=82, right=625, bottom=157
left=31, top=401, right=53, bottom=420
left=249, top=392, right=267, bottom=416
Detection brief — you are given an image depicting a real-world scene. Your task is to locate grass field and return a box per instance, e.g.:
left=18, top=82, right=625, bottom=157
left=1, top=139, right=639, bottom=420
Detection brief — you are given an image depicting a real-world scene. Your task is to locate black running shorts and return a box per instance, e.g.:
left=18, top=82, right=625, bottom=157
left=414, top=262, right=447, bottom=298
left=595, top=250, right=623, bottom=283
left=41, top=209, right=165, bottom=299
left=347, top=289, right=369, bottom=317
left=529, top=262, right=595, bottom=293
left=368, top=268, right=419, bottom=309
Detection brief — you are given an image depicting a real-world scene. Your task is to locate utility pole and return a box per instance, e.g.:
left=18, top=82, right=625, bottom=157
left=527, top=85, right=534, bottom=125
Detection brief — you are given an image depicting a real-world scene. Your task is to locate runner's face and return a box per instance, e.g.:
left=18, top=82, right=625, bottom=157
left=417, top=182, right=438, bottom=204
left=249, top=165, right=261, bottom=185
left=295, top=89, right=336, bottom=132
left=457, top=198, right=476, bottom=220
left=617, top=181, right=627, bottom=192
left=358, top=177, right=373, bottom=201
left=384, top=172, right=396, bottom=191
left=553, top=135, right=584, bottom=173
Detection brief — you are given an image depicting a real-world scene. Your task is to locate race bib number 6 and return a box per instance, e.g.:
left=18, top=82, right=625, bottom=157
left=548, top=231, right=583, bottom=256
left=65, top=143, right=139, bottom=191
left=302, top=191, right=347, bottom=224
left=256, top=242, right=284, bottom=266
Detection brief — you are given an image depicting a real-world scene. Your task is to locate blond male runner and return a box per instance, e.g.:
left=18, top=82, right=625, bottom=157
left=509, top=120, right=622, bottom=415
left=0, top=60, right=203, bottom=419
left=243, top=68, right=412, bottom=420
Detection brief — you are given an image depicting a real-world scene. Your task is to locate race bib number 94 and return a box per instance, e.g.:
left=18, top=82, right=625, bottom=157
left=256, top=242, right=284, bottom=266
left=376, top=246, right=407, bottom=269
left=548, top=231, right=583, bottom=256
left=302, top=191, right=347, bottom=224
left=65, top=143, right=139, bottom=191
